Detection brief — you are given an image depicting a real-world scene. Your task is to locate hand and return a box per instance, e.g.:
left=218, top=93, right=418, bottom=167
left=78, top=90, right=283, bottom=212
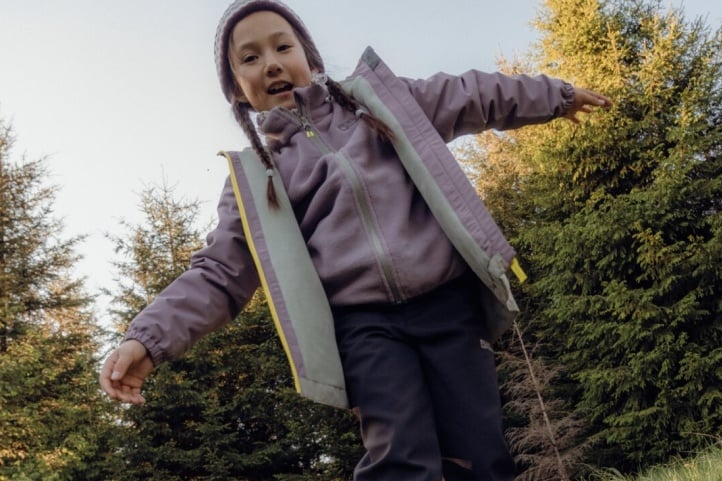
left=563, top=87, right=612, bottom=124
left=99, top=339, right=154, bottom=405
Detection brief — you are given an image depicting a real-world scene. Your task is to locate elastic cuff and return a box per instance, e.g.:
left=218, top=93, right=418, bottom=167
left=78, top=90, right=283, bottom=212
left=560, top=81, right=575, bottom=116
left=124, top=330, right=164, bottom=367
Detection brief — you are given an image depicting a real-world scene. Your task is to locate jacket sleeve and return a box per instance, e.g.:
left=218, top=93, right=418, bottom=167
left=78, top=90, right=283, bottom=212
left=124, top=176, right=260, bottom=365
left=400, top=70, right=575, bottom=142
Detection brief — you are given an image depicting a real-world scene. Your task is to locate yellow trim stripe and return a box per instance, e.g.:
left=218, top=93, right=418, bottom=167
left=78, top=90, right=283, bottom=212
left=510, top=257, right=528, bottom=284
left=219, top=151, right=302, bottom=394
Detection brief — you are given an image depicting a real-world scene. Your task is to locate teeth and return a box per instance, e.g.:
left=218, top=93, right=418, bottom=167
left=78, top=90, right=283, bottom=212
left=268, top=83, right=292, bottom=94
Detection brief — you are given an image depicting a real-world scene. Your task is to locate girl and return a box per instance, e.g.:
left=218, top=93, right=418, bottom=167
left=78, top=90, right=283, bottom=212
left=100, top=1, right=612, bottom=480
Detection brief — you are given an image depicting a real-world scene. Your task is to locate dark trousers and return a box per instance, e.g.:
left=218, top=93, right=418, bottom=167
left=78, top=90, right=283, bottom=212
left=333, top=275, right=516, bottom=481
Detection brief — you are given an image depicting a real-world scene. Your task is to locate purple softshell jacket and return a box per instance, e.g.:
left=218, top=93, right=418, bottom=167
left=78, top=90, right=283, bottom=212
left=125, top=47, right=574, bottom=408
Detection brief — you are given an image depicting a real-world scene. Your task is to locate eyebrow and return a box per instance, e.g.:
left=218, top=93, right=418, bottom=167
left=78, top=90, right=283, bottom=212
left=232, top=31, right=295, bottom=54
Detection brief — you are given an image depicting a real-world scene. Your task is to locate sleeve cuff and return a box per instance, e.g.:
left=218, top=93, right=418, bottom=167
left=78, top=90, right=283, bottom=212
left=124, top=329, right=165, bottom=367
left=560, top=81, right=575, bottom=116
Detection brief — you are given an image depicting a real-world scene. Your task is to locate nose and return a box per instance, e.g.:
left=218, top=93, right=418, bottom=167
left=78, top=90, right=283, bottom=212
left=264, top=55, right=282, bottom=77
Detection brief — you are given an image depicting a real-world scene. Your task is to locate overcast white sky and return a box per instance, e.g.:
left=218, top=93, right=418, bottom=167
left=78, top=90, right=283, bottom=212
left=1, top=0, right=720, bottom=324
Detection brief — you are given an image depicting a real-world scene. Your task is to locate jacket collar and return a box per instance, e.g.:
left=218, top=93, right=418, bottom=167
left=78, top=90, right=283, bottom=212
left=258, top=83, right=331, bottom=150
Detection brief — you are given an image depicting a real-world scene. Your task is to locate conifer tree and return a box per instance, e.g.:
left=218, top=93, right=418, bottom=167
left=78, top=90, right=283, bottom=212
left=0, top=118, right=117, bottom=481
left=464, top=0, right=722, bottom=472
left=106, top=183, right=361, bottom=481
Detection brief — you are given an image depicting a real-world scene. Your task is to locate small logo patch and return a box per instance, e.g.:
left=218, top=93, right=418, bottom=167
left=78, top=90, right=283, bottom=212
left=479, top=339, right=493, bottom=353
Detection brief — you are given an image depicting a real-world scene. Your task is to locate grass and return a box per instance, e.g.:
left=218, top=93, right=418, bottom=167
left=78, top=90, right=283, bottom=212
left=589, top=444, right=722, bottom=481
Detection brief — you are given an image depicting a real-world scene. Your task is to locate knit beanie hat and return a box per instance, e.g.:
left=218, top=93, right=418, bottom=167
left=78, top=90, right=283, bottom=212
left=214, top=0, right=325, bottom=103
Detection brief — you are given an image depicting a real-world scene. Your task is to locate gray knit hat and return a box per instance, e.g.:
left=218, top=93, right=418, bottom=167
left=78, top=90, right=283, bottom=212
left=214, top=0, right=325, bottom=103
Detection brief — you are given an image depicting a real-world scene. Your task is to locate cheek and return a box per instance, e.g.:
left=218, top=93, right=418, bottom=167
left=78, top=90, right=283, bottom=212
left=231, top=78, right=246, bottom=99
left=295, top=61, right=314, bottom=82
left=238, top=75, right=261, bottom=96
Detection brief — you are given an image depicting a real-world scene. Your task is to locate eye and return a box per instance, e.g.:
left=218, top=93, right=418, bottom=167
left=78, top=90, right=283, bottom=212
left=241, top=54, right=258, bottom=64
left=277, top=44, right=292, bottom=52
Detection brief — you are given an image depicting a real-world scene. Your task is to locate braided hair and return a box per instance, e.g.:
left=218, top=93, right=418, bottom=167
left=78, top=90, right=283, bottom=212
left=326, top=78, right=395, bottom=143
left=230, top=97, right=280, bottom=208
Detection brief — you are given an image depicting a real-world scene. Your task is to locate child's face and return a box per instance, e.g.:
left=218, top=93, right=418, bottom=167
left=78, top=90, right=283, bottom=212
left=228, top=10, right=314, bottom=112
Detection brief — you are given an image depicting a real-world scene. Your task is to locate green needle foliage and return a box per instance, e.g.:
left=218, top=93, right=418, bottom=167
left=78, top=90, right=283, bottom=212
left=464, top=0, right=722, bottom=474
left=0, top=117, right=116, bottom=481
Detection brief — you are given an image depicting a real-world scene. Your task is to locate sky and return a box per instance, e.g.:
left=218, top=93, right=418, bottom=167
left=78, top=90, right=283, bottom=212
left=1, top=0, right=720, bottom=325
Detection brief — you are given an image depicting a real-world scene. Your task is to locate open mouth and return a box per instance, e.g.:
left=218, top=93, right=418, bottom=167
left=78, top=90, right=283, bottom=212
left=267, top=82, right=293, bottom=95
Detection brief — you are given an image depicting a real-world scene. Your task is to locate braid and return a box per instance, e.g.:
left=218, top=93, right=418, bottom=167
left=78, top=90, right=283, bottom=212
left=231, top=100, right=280, bottom=209
left=326, top=78, right=395, bottom=142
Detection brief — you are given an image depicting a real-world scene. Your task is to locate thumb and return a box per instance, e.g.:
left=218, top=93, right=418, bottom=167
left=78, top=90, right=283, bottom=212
left=110, top=341, right=145, bottom=380
left=110, top=353, right=131, bottom=381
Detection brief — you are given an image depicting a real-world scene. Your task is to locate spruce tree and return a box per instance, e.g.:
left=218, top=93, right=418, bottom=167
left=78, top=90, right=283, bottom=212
left=0, top=118, right=117, bottom=481
left=464, top=0, right=722, bottom=473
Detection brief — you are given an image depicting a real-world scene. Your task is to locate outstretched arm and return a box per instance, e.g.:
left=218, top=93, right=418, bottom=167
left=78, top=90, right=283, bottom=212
left=403, top=70, right=609, bottom=140
left=98, top=177, right=260, bottom=404
left=563, top=87, right=612, bottom=124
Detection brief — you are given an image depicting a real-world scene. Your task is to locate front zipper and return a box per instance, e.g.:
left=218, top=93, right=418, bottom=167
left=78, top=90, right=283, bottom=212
left=279, top=107, right=405, bottom=303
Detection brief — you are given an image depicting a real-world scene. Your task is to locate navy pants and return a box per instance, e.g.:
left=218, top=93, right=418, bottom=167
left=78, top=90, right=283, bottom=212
left=333, top=274, right=516, bottom=481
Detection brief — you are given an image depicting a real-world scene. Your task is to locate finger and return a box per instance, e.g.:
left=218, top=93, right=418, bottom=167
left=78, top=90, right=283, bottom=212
left=578, top=88, right=611, bottom=107
left=113, top=382, right=146, bottom=405
left=593, top=93, right=612, bottom=107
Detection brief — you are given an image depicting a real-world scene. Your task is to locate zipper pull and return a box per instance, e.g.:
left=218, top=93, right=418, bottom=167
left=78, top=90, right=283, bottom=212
left=303, top=122, right=315, bottom=138
left=296, top=111, right=315, bottom=138
left=292, top=109, right=316, bottom=138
